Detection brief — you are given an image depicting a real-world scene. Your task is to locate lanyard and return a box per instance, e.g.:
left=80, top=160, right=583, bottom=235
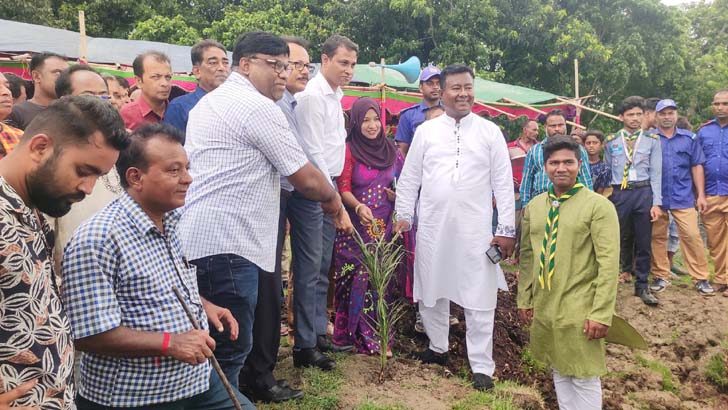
left=620, top=129, right=643, bottom=165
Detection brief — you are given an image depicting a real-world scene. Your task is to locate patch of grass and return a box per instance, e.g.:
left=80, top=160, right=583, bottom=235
left=670, top=329, right=681, bottom=343
left=635, top=355, right=679, bottom=394
left=521, top=348, right=548, bottom=375
left=605, top=370, right=630, bottom=380
left=451, top=381, right=544, bottom=410
left=356, top=400, right=408, bottom=410
left=705, top=352, right=728, bottom=389
left=258, top=356, right=348, bottom=410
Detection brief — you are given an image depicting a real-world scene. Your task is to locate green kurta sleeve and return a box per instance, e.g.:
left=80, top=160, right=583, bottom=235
left=586, top=197, right=620, bottom=326
left=517, top=204, right=534, bottom=309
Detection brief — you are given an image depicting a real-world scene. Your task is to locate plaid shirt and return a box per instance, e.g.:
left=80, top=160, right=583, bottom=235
left=179, top=72, right=307, bottom=271
left=519, top=137, right=593, bottom=207
left=0, top=122, right=22, bottom=159
left=62, top=192, right=210, bottom=407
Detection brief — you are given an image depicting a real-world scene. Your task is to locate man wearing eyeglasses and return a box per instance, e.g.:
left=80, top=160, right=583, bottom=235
left=179, top=31, right=348, bottom=390
left=291, top=34, right=359, bottom=370
left=164, top=40, right=230, bottom=134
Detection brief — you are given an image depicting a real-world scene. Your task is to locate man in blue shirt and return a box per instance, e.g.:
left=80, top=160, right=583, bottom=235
left=164, top=40, right=230, bottom=134
left=697, top=89, right=728, bottom=297
left=394, top=64, right=441, bottom=156
left=649, top=99, right=714, bottom=296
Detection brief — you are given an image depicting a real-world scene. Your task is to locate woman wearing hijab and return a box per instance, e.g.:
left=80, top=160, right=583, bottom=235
left=332, top=97, right=405, bottom=354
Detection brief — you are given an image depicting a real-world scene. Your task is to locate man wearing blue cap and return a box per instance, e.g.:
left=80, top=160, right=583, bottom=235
left=649, top=99, right=714, bottom=296
left=395, top=64, right=441, bottom=157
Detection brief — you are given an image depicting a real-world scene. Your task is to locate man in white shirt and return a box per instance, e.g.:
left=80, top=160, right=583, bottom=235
left=179, top=31, right=344, bottom=389
left=291, top=34, right=359, bottom=369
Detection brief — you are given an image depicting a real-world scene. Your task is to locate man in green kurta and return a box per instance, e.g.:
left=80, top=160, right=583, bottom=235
left=518, top=135, right=619, bottom=410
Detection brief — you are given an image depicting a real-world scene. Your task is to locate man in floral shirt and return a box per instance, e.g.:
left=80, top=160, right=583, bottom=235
left=0, top=96, right=128, bottom=408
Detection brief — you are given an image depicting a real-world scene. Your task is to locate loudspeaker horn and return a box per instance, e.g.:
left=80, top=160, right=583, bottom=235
left=379, top=56, right=421, bottom=83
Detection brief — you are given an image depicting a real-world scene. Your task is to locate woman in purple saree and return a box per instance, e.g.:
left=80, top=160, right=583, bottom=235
left=332, top=97, right=406, bottom=354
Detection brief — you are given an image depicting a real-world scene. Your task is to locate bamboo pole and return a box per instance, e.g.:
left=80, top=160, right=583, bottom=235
left=555, top=97, right=621, bottom=121
left=502, top=97, right=586, bottom=129
left=78, top=11, right=87, bottom=62
left=380, top=58, right=387, bottom=130
left=574, top=59, right=580, bottom=125
left=476, top=101, right=517, bottom=118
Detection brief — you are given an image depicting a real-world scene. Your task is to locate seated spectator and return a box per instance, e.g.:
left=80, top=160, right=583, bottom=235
left=62, top=123, right=255, bottom=410
left=164, top=40, right=230, bottom=133
left=121, top=51, right=172, bottom=130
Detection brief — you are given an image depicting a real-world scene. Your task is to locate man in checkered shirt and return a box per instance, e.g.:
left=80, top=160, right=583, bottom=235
left=178, top=31, right=346, bottom=389
left=62, top=123, right=255, bottom=409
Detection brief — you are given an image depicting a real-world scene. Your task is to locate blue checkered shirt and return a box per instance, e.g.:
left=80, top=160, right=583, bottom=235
left=61, top=192, right=210, bottom=407
left=519, top=137, right=593, bottom=206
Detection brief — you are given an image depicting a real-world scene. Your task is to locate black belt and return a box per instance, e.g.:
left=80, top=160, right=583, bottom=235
left=612, top=180, right=651, bottom=190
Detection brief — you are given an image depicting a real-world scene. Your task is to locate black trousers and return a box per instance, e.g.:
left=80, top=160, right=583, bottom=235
left=610, top=185, right=653, bottom=290
left=240, top=191, right=289, bottom=391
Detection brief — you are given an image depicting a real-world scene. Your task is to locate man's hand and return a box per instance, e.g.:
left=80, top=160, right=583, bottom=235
left=649, top=206, right=663, bottom=222
left=583, top=319, right=609, bottom=340
left=356, top=204, right=374, bottom=224
left=167, top=329, right=216, bottom=365
left=393, top=220, right=411, bottom=234
left=491, top=236, right=516, bottom=259
left=202, top=300, right=238, bottom=341
left=334, top=207, right=354, bottom=233
left=696, top=195, right=708, bottom=214
left=0, top=379, right=39, bottom=410
left=518, top=308, right=533, bottom=326
left=321, top=193, right=344, bottom=216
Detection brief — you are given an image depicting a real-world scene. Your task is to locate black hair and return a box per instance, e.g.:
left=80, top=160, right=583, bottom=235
left=4, top=73, right=26, bottom=99
left=617, top=96, right=645, bottom=115
left=544, top=108, right=566, bottom=123
left=116, top=123, right=185, bottom=188
left=643, top=97, right=660, bottom=112
left=280, top=36, right=311, bottom=49
left=584, top=129, right=605, bottom=142
left=321, top=34, right=359, bottom=58
left=232, top=32, right=289, bottom=67
left=114, top=75, right=130, bottom=89
left=23, top=96, right=129, bottom=151
left=191, top=39, right=227, bottom=66
left=132, top=51, right=171, bottom=78
left=543, top=134, right=582, bottom=162
left=440, top=64, right=474, bottom=88
left=29, top=51, right=65, bottom=73
left=55, top=64, right=105, bottom=97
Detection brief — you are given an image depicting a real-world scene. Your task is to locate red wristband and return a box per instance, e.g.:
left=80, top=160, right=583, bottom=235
left=161, top=332, right=171, bottom=356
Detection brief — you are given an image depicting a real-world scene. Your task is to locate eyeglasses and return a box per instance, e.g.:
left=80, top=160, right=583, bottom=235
left=291, top=61, right=315, bottom=72
left=248, top=56, right=292, bottom=74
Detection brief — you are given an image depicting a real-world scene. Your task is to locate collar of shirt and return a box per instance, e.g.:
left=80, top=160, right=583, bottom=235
left=281, top=88, right=297, bottom=109
left=309, top=73, right=344, bottom=101
left=440, top=111, right=474, bottom=127
left=118, top=191, right=181, bottom=237
left=192, top=86, right=207, bottom=99
left=0, top=176, right=37, bottom=226
left=655, top=127, right=694, bottom=140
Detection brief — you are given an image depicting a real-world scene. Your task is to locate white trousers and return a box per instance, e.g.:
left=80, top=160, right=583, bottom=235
left=553, top=369, right=602, bottom=410
left=418, top=298, right=495, bottom=375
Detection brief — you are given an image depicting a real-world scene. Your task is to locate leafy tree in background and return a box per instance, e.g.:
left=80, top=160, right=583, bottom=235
left=129, top=15, right=201, bottom=46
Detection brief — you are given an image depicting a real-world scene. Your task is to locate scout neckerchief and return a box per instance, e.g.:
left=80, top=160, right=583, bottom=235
left=538, top=182, right=585, bottom=290
left=619, top=129, right=643, bottom=189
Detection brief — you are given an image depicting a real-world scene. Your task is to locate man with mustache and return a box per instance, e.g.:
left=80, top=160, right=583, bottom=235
left=122, top=51, right=172, bottom=130
left=6, top=52, right=68, bottom=130
left=239, top=36, right=315, bottom=403
left=291, top=34, right=359, bottom=369
left=395, top=64, right=441, bottom=157
left=62, top=123, right=254, bottom=410
left=0, top=96, right=128, bottom=409
left=164, top=40, right=230, bottom=134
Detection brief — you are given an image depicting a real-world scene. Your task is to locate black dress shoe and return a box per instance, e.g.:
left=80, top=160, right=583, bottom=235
left=472, top=373, right=494, bottom=391
left=251, top=384, right=304, bottom=403
left=636, top=288, right=659, bottom=306
left=276, top=379, right=289, bottom=389
left=293, top=348, right=336, bottom=371
left=412, top=348, right=448, bottom=366
left=317, top=335, right=354, bottom=353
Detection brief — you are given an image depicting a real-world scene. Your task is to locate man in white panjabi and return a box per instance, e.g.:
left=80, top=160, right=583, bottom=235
left=394, top=64, right=516, bottom=391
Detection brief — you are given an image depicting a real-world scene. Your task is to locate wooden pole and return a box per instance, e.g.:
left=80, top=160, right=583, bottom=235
left=477, top=101, right=517, bottom=119
left=502, top=97, right=586, bottom=129
left=555, top=97, right=621, bottom=121
left=380, top=58, right=387, bottom=131
left=78, top=11, right=87, bottom=62
left=574, top=59, right=581, bottom=125
left=171, top=286, right=243, bottom=410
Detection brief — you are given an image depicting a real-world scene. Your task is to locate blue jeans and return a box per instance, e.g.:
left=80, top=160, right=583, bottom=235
left=192, top=254, right=258, bottom=389
left=288, top=191, right=335, bottom=348
left=76, top=369, right=256, bottom=409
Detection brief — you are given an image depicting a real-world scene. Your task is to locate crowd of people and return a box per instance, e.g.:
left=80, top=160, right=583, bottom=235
left=0, top=28, right=726, bottom=410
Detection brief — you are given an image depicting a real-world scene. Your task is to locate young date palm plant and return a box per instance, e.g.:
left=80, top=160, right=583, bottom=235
left=352, top=227, right=406, bottom=382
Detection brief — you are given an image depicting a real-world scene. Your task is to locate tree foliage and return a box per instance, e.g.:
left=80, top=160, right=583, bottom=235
left=3, top=0, right=727, bottom=127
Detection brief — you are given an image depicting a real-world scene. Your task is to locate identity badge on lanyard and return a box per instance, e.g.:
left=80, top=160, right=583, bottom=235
left=621, top=130, right=643, bottom=182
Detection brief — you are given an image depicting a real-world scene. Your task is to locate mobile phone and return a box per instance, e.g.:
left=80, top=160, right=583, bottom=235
left=486, top=245, right=502, bottom=264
